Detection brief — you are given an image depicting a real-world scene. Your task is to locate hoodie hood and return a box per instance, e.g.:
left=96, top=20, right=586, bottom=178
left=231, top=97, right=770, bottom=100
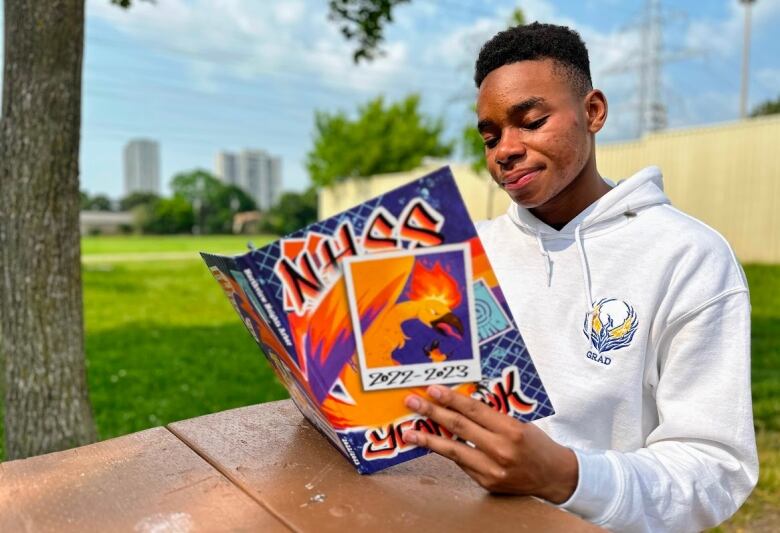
left=501, top=166, right=671, bottom=338
left=506, top=165, right=670, bottom=237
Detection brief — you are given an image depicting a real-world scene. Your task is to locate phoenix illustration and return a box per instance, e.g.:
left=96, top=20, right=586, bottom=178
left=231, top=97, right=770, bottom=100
left=361, top=258, right=465, bottom=368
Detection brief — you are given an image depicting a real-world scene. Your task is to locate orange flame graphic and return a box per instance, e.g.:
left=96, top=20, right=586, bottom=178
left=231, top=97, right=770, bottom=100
left=408, top=261, right=461, bottom=308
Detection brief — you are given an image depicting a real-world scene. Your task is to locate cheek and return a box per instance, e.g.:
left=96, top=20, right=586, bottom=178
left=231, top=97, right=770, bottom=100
left=549, top=122, right=589, bottom=173
left=486, top=155, right=502, bottom=182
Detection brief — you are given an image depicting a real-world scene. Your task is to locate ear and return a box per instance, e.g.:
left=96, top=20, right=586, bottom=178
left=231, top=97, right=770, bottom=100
left=584, top=89, right=608, bottom=134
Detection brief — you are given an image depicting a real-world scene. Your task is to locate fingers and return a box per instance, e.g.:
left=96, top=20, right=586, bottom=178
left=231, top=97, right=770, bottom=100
left=403, top=427, right=502, bottom=479
left=411, top=384, right=515, bottom=433
left=404, top=393, right=496, bottom=452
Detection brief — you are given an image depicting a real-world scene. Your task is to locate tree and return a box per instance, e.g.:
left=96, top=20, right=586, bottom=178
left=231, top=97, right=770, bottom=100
left=86, top=194, right=114, bottom=212
left=139, top=196, right=195, bottom=235
left=170, top=170, right=256, bottom=234
left=750, top=95, right=780, bottom=117
left=329, top=0, right=410, bottom=62
left=1, top=0, right=407, bottom=460
left=307, top=94, right=453, bottom=187
left=119, top=191, right=160, bottom=212
left=261, top=188, right=319, bottom=236
left=0, top=0, right=97, bottom=459
left=462, top=104, right=487, bottom=174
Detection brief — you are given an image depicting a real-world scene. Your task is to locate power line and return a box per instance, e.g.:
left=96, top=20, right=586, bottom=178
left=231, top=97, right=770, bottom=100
left=600, top=0, right=706, bottom=138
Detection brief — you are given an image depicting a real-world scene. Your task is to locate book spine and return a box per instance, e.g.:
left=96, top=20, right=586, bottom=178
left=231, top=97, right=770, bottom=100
left=233, top=255, right=296, bottom=353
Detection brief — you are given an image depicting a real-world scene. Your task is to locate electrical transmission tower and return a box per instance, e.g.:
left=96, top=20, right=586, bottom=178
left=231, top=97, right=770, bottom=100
left=602, top=0, right=700, bottom=138
left=639, top=0, right=666, bottom=135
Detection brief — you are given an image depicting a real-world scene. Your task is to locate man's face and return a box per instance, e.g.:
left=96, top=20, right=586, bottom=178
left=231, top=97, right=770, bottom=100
left=476, top=59, right=600, bottom=209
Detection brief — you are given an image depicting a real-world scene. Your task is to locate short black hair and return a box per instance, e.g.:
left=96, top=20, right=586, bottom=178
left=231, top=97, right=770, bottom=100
left=474, top=22, right=592, bottom=96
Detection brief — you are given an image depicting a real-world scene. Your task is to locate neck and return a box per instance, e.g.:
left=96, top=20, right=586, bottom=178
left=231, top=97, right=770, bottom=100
left=530, top=156, right=611, bottom=229
left=388, top=300, right=423, bottom=323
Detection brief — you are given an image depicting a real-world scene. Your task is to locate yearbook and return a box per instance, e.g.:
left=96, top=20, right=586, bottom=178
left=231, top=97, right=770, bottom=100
left=201, top=166, right=553, bottom=474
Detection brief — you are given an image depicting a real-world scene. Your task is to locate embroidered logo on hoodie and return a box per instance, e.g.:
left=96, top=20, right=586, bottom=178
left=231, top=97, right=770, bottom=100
left=583, top=298, right=639, bottom=365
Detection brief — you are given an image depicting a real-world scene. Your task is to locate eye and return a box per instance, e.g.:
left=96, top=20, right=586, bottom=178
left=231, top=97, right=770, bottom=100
left=483, top=137, right=499, bottom=149
left=524, top=116, right=548, bottom=130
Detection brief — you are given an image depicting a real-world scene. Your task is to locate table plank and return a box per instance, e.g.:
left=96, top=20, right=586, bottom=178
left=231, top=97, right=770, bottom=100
left=169, top=400, right=601, bottom=532
left=0, top=426, right=289, bottom=532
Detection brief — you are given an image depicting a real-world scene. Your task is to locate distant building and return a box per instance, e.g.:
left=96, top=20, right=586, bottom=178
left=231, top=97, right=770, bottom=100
left=215, top=149, right=282, bottom=211
left=123, top=139, right=160, bottom=195
left=215, top=151, right=239, bottom=186
left=80, top=210, right=134, bottom=236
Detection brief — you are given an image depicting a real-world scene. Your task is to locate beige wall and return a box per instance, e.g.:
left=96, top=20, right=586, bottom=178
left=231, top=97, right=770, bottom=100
left=319, top=163, right=513, bottom=225
left=320, top=115, right=780, bottom=263
left=596, top=115, right=780, bottom=264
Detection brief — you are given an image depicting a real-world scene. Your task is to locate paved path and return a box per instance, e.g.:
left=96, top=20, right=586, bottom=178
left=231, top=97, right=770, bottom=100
left=82, top=251, right=214, bottom=264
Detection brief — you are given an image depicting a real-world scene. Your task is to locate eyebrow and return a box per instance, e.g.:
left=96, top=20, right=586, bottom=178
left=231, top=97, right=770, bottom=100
left=477, top=96, right=547, bottom=133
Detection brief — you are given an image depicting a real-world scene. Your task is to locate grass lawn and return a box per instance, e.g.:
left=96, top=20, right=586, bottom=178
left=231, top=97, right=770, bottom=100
left=0, top=236, right=777, bottom=528
left=719, top=265, right=780, bottom=531
left=81, top=234, right=277, bottom=256
left=80, top=235, right=286, bottom=444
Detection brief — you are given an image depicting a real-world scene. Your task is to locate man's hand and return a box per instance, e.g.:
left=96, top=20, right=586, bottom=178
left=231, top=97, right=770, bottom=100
left=403, top=385, right=578, bottom=504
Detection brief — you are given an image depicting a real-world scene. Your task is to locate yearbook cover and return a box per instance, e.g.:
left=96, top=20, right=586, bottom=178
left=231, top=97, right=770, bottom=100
left=201, top=166, right=554, bottom=474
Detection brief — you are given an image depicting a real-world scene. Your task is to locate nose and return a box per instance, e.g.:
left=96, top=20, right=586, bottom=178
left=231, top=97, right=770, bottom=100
left=493, top=129, right=527, bottom=169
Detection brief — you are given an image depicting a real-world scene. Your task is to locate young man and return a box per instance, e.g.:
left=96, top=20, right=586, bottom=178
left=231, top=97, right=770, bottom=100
left=402, top=23, right=758, bottom=531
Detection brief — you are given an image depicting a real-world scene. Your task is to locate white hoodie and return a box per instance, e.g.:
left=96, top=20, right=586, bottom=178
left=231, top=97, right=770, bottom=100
left=476, top=166, right=758, bottom=532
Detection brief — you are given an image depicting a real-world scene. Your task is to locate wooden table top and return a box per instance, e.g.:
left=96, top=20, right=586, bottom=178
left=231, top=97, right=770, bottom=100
left=0, top=399, right=601, bottom=532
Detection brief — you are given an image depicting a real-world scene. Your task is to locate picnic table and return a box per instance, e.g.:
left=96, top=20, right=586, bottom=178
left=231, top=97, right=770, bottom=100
left=0, top=399, right=601, bottom=532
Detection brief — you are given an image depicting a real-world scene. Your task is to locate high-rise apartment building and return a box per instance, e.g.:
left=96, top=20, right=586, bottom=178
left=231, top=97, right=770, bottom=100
left=214, top=149, right=282, bottom=211
left=215, top=151, right=239, bottom=186
left=123, top=139, right=160, bottom=195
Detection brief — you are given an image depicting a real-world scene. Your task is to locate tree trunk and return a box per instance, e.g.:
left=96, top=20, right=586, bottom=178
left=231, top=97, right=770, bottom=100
left=0, top=0, right=96, bottom=459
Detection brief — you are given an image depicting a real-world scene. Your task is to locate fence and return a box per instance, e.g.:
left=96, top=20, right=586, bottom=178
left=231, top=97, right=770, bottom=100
left=319, top=115, right=780, bottom=263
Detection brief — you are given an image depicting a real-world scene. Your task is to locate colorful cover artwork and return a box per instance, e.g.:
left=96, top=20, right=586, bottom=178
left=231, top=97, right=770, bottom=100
left=201, top=166, right=554, bottom=474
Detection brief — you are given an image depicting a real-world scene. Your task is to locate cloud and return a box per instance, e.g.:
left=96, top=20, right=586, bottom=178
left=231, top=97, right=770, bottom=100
left=757, top=67, right=780, bottom=93
left=87, top=0, right=410, bottom=94
left=685, top=0, right=780, bottom=58
left=84, top=0, right=776, bottom=148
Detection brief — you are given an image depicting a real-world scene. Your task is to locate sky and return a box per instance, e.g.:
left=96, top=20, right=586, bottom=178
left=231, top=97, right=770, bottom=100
left=1, top=0, right=779, bottom=199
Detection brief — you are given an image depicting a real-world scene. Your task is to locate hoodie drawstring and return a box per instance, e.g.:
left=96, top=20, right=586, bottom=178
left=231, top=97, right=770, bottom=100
left=535, top=232, right=553, bottom=287
left=575, top=224, right=594, bottom=343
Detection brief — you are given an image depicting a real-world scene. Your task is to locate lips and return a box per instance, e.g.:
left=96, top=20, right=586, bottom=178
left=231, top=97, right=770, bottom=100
left=501, top=167, right=543, bottom=191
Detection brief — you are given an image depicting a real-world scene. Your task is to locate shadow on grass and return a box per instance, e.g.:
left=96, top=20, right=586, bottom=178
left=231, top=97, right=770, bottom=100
left=85, top=321, right=289, bottom=442
left=752, top=316, right=780, bottom=433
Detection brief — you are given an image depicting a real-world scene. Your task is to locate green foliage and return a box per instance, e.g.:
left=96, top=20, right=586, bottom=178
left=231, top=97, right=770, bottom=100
left=139, top=196, right=195, bottom=234
left=509, top=7, right=527, bottom=26
left=115, top=0, right=402, bottom=63
left=462, top=105, right=487, bottom=175
left=110, top=0, right=155, bottom=9
left=170, top=169, right=257, bottom=234
left=328, top=0, right=410, bottom=62
left=119, top=191, right=160, bottom=212
left=750, top=95, right=780, bottom=117
left=307, top=94, right=453, bottom=187
left=89, top=194, right=114, bottom=212
left=261, top=188, right=319, bottom=236
left=170, top=170, right=223, bottom=205
left=80, top=191, right=114, bottom=211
